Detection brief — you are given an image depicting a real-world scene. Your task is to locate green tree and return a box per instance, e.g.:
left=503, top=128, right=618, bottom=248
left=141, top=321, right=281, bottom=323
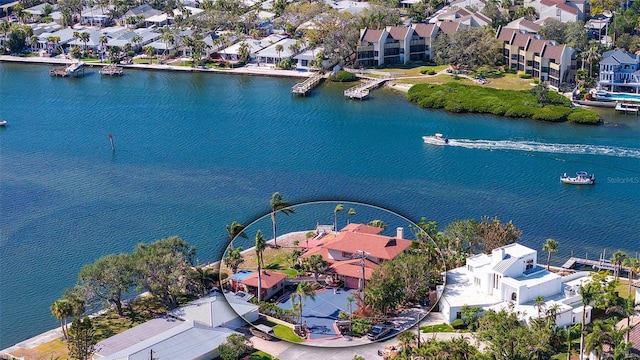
left=530, top=82, right=550, bottom=104
left=476, top=216, right=522, bottom=253
left=255, top=230, right=266, bottom=302
left=51, top=299, right=74, bottom=340
left=367, top=219, right=386, bottom=229
left=132, top=236, right=196, bottom=309
left=302, top=254, right=326, bottom=282
left=79, top=32, right=90, bottom=53
left=623, top=257, right=640, bottom=296
left=67, top=317, right=96, bottom=360
left=238, top=41, right=250, bottom=63
left=397, top=330, right=417, bottom=355
left=270, top=192, right=295, bottom=247
left=143, top=45, right=155, bottom=64
left=460, top=304, right=482, bottom=331
left=564, top=323, right=581, bottom=360
left=534, top=295, right=545, bottom=318
left=218, top=333, right=251, bottom=360
left=539, top=18, right=567, bottom=44
left=295, top=281, right=319, bottom=324
left=333, top=203, right=344, bottom=231
left=224, top=246, right=245, bottom=274
left=226, top=221, right=247, bottom=243
left=131, top=34, right=142, bottom=51
left=347, top=208, right=356, bottom=224
left=578, top=284, right=595, bottom=360
left=606, top=296, right=639, bottom=344
left=188, top=266, right=218, bottom=296
left=77, top=253, right=134, bottom=316
left=611, top=250, right=628, bottom=281
left=275, top=43, right=283, bottom=60
left=542, top=238, right=558, bottom=271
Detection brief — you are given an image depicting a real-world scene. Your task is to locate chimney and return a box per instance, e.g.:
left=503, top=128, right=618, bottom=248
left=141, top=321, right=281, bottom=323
left=396, top=227, right=404, bottom=239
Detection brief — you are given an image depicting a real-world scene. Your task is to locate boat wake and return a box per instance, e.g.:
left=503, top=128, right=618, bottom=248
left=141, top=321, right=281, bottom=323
left=446, top=139, right=640, bottom=159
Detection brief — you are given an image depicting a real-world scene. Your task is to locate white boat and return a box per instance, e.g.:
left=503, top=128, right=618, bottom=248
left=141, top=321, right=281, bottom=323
left=560, top=171, right=595, bottom=185
left=422, top=133, right=449, bottom=145
left=0, top=120, right=7, bottom=126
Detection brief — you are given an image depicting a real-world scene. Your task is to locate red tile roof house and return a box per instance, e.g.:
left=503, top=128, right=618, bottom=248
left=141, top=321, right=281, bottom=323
left=300, top=223, right=413, bottom=290
left=240, top=271, right=288, bottom=301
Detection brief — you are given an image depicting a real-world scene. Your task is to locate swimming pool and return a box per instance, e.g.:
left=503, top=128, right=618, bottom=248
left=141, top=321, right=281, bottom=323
left=595, top=91, right=640, bottom=102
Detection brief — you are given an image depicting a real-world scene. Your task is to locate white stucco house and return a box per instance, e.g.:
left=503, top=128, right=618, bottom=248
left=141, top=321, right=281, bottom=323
left=439, top=243, right=592, bottom=328
left=169, top=291, right=259, bottom=329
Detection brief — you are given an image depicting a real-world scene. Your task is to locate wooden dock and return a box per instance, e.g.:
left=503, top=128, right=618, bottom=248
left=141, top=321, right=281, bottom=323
left=99, top=64, right=124, bottom=76
left=615, top=102, right=639, bottom=115
left=561, top=256, right=630, bottom=273
left=292, top=74, right=323, bottom=95
left=344, top=78, right=387, bottom=100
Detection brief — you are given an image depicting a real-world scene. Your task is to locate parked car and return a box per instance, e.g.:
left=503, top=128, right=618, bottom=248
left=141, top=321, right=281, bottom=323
left=250, top=324, right=274, bottom=340
left=367, top=323, right=393, bottom=341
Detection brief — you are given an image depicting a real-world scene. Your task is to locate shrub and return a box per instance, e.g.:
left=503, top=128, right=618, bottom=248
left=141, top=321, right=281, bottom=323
left=518, top=72, right=532, bottom=79
left=532, top=105, right=572, bottom=122
left=329, top=70, right=357, bottom=82
left=567, top=108, right=601, bottom=124
left=451, top=319, right=466, bottom=329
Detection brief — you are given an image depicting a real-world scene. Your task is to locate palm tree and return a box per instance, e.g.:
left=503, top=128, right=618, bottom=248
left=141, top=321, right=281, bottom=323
left=584, top=45, right=601, bottom=79
left=158, top=28, right=173, bottom=57
left=623, top=257, right=639, bottom=296
left=347, top=208, right=356, bottom=224
left=397, top=330, right=416, bottom=355
left=51, top=299, right=73, bottom=340
left=579, top=284, right=595, bottom=360
left=275, top=44, right=283, bottom=62
left=346, top=295, right=355, bottom=319
left=296, top=281, right=318, bottom=324
left=226, top=221, right=247, bottom=243
left=80, top=32, right=90, bottom=53
left=564, top=323, right=581, bottom=360
left=534, top=295, right=545, bottom=318
left=542, top=238, right=559, bottom=271
left=255, top=230, right=266, bottom=302
left=368, top=219, right=387, bottom=229
left=224, top=246, right=245, bottom=274
left=606, top=296, right=638, bottom=344
left=30, top=34, right=39, bottom=52
left=131, top=34, right=142, bottom=52
left=333, top=204, right=344, bottom=231
left=611, top=250, right=628, bottom=281
left=270, top=192, right=295, bottom=248
left=143, top=45, right=155, bottom=64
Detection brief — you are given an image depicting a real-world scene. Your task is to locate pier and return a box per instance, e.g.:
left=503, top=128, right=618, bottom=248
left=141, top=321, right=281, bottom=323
left=562, top=256, right=631, bottom=276
left=100, top=64, right=124, bottom=76
left=292, top=73, right=323, bottom=95
left=615, top=102, right=639, bottom=115
left=344, top=78, right=387, bottom=100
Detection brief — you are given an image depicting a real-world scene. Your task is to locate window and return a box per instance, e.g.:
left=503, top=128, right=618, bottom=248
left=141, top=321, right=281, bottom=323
left=511, top=292, right=517, bottom=301
left=474, top=277, right=481, bottom=286
left=456, top=312, right=462, bottom=319
left=494, top=274, right=500, bottom=289
left=526, top=259, right=534, bottom=270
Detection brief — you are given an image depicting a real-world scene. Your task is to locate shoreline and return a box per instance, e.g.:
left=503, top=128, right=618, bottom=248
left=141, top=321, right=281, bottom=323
left=0, top=55, right=314, bottom=79
left=0, top=230, right=310, bottom=357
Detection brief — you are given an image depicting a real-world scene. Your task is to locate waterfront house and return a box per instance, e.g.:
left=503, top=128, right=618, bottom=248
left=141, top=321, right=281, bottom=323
left=169, top=292, right=259, bottom=329
left=528, top=0, right=584, bottom=22
left=240, top=270, right=287, bottom=301
left=23, top=3, right=58, bottom=23
left=430, top=8, right=492, bottom=28
left=503, top=18, right=541, bottom=33
left=439, top=243, right=593, bottom=328
left=496, top=26, right=576, bottom=89
left=598, top=49, right=640, bottom=94
left=300, top=224, right=412, bottom=289
left=634, top=280, right=640, bottom=306
left=93, top=319, right=240, bottom=360
left=254, top=38, right=302, bottom=65
left=229, top=269, right=255, bottom=292
left=220, top=33, right=286, bottom=62
left=80, top=5, right=110, bottom=27
left=356, top=24, right=440, bottom=67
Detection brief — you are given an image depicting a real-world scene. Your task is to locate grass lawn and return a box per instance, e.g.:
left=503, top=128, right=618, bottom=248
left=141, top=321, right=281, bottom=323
left=273, top=324, right=304, bottom=343
left=250, top=350, right=277, bottom=359
left=616, top=279, right=636, bottom=301
left=398, top=74, right=474, bottom=86
left=9, top=338, right=69, bottom=360
left=420, top=323, right=454, bottom=332
left=372, top=64, right=448, bottom=77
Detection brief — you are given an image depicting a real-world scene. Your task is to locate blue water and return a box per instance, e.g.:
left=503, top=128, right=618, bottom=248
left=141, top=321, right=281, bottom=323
left=1, top=63, right=639, bottom=349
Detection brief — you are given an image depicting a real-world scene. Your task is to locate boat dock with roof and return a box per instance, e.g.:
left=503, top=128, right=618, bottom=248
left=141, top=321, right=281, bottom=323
left=50, top=61, right=85, bottom=77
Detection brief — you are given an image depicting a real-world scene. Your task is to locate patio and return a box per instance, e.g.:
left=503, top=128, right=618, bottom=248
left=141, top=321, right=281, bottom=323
left=277, top=287, right=360, bottom=340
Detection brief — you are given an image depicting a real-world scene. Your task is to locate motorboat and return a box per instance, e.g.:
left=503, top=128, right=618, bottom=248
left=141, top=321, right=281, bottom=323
left=422, top=133, right=449, bottom=145
left=0, top=120, right=7, bottom=126
left=561, top=171, right=595, bottom=185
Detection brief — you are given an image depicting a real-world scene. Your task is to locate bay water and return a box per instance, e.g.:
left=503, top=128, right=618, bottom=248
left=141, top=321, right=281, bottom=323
left=1, top=63, right=639, bottom=349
